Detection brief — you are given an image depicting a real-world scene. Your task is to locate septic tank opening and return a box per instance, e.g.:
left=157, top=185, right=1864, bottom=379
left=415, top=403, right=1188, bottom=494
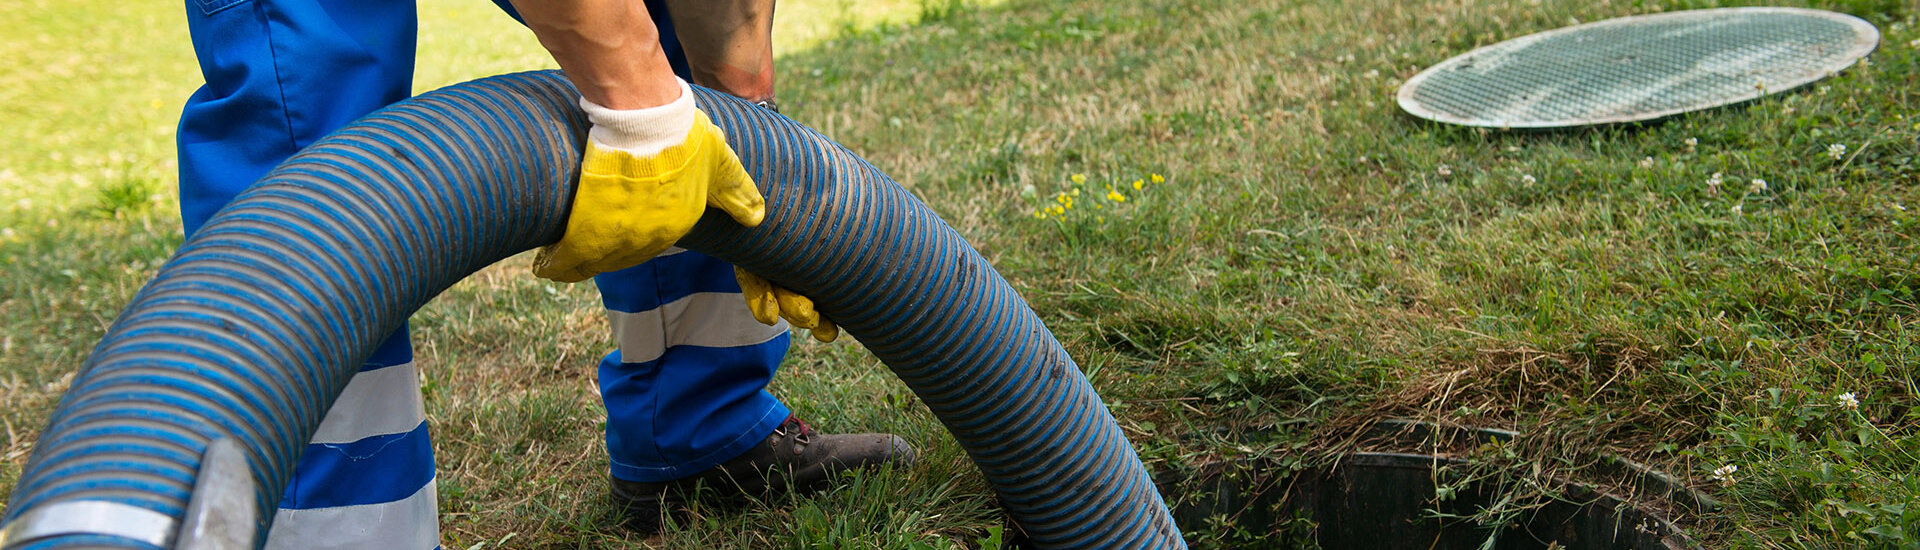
left=1136, top=421, right=1704, bottom=550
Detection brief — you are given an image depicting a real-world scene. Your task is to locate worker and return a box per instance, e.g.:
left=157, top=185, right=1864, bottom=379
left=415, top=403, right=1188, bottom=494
left=174, top=0, right=914, bottom=546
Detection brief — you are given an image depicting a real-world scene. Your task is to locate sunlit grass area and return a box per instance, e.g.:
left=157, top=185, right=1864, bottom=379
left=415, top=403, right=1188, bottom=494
left=4, top=0, right=1919, bottom=547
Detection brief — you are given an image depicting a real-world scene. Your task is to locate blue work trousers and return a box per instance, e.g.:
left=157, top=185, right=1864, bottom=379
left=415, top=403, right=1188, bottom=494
left=175, top=0, right=790, bottom=547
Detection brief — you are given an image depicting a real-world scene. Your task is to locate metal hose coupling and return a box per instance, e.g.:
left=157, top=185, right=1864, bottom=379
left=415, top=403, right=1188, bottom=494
left=2, top=71, right=1184, bottom=549
left=1, top=438, right=256, bottom=549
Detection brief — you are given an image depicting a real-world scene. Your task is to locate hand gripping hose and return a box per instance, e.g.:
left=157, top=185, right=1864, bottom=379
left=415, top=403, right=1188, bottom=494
left=0, top=71, right=1184, bottom=549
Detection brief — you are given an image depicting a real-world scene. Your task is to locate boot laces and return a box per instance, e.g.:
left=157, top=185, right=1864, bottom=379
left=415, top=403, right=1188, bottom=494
left=778, top=415, right=815, bottom=446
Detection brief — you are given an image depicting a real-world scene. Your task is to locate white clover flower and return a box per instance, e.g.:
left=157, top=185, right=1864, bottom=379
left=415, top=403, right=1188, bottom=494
left=1731, top=203, right=1743, bottom=215
left=1521, top=174, right=1537, bottom=185
left=1639, top=157, right=1655, bottom=169
left=1711, top=464, right=1739, bottom=485
left=1436, top=164, right=1452, bottom=177
left=1748, top=179, right=1768, bottom=193
left=1836, top=392, right=1859, bottom=409
left=1685, top=137, right=1698, bottom=153
left=1828, top=143, right=1848, bottom=160
left=1706, top=172, right=1723, bottom=194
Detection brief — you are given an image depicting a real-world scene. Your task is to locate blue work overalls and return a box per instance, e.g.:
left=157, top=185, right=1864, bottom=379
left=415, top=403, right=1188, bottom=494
left=176, top=0, right=792, bottom=546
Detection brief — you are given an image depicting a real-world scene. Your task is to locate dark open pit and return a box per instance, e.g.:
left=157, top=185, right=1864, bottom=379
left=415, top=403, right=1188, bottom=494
left=1158, top=451, right=1695, bottom=549
left=1125, top=420, right=1709, bottom=549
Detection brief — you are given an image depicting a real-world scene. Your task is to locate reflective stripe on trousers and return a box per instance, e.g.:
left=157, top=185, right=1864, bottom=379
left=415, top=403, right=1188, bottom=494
left=176, top=0, right=789, bottom=546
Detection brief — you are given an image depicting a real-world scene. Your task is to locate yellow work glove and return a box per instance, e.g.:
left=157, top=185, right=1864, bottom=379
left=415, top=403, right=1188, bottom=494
left=735, top=267, right=839, bottom=343
left=535, top=80, right=766, bottom=283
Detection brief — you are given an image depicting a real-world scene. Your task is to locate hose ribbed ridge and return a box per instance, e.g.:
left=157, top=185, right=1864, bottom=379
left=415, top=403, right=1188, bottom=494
left=3, top=70, right=1183, bottom=549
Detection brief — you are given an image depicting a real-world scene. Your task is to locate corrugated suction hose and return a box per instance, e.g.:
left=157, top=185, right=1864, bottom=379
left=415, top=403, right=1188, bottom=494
left=0, top=71, right=1184, bottom=549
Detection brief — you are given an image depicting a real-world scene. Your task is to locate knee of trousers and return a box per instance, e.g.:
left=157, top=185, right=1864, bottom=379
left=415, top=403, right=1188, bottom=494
left=177, top=0, right=420, bottom=233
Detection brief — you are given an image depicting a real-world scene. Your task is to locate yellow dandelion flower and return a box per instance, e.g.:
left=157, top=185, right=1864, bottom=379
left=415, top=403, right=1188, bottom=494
left=1150, top=173, right=1165, bottom=184
left=1071, top=173, right=1086, bottom=184
left=1132, top=179, right=1143, bottom=190
left=1055, top=193, right=1070, bottom=205
left=1107, top=190, right=1127, bottom=202
left=1033, top=210, right=1046, bottom=219
left=1070, top=188, right=1081, bottom=196
left=1047, top=205, right=1065, bottom=216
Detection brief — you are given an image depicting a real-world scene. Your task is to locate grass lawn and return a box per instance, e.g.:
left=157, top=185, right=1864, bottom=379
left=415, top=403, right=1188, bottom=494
left=3, top=0, right=1918, bottom=548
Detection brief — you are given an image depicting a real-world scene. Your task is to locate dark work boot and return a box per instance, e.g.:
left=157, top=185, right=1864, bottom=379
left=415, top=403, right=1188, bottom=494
left=609, top=415, right=916, bottom=533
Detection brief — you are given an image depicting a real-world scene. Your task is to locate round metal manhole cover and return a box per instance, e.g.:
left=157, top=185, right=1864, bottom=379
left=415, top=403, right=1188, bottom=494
left=1398, top=7, right=1881, bottom=129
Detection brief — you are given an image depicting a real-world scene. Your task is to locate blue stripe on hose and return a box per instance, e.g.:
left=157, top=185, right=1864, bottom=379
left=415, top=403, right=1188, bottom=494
left=286, top=154, right=425, bottom=289
left=1042, top=475, right=1149, bottom=547
left=100, top=328, right=311, bottom=421
left=15, top=534, right=160, bottom=550
left=130, top=274, right=347, bottom=394
left=4, top=72, right=1181, bottom=549
left=80, top=358, right=295, bottom=456
left=975, top=394, right=1106, bottom=484
left=694, top=90, right=1182, bottom=549
left=935, top=367, right=1073, bottom=453
left=114, top=282, right=339, bottom=413
left=997, top=420, right=1125, bottom=516
left=8, top=457, right=191, bottom=520
left=895, top=301, right=1032, bottom=402
left=342, top=126, right=469, bottom=245
left=207, top=211, right=374, bottom=323
left=133, top=275, right=346, bottom=370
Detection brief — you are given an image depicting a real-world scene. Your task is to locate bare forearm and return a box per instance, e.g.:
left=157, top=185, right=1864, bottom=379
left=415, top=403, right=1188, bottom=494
left=507, top=0, right=683, bottom=109
left=664, top=0, right=776, bottom=101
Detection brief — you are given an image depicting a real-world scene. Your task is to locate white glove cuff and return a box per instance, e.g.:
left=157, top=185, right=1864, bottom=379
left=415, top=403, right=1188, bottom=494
left=579, top=78, right=696, bottom=157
